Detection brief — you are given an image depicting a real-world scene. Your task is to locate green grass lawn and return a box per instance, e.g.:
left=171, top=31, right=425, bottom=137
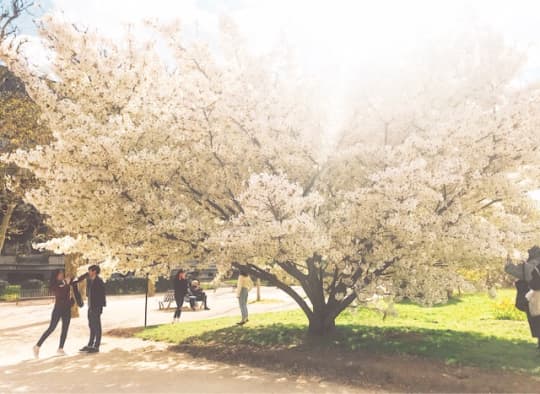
left=137, top=289, right=540, bottom=375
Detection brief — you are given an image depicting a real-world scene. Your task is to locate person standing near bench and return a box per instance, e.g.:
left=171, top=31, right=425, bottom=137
left=33, top=269, right=74, bottom=358
left=76, top=265, right=106, bottom=353
left=173, top=269, right=188, bottom=323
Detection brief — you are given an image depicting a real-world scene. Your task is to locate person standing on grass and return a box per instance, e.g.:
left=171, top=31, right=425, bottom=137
left=33, top=269, right=74, bottom=358
left=173, top=269, right=188, bottom=322
left=505, top=245, right=540, bottom=350
left=236, top=269, right=253, bottom=325
left=76, top=265, right=106, bottom=354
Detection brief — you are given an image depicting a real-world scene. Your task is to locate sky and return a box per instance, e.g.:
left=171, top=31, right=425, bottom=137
left=12, top=0, right=540, bottom=83
left=9, top=0, right=540, bottom=155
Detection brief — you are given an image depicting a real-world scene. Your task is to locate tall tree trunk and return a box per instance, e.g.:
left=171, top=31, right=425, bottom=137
left=65, top=253, right=82, bottom=318
left=0, top=201, right=16, bottom=255
left=148, top=277, right=155, bottom=297
left=308, top=311, right=336, bottom=335
left=232, top=260, right=361, bottom=337
left=232, top=262, right=314, bottom=321
left=256, top=278, right=261, bottom=301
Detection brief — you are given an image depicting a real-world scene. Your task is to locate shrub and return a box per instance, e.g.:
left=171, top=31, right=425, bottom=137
left=155, top=277, right=171, bottom=293
left=492, top=297, right=526, bottom=321
left=105, top=277, right=148, bottom=295
left=0, top=285, right=21, bottom=301
left=0, top=279, right=8, bottom=295
left=21, top=279, right=44, bottom=289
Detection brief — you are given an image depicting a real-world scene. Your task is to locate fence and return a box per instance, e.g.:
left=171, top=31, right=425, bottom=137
left=19, top=287, right=53, bottom=299
left=0, top=286, right=53, bottom=301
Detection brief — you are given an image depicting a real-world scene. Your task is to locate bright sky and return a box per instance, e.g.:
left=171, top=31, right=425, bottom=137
left=15, top=0, right=540, bottom=83
left=12, top=0, right=540, bottom=155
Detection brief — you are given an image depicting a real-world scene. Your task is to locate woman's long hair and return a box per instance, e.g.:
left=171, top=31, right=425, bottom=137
left=49, top=269, right=64, bottom=290
left=173, top=269, right=185, bottom=281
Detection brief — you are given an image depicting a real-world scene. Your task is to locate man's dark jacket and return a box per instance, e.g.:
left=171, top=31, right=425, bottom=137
left=78, top=273, right=107, bottom=311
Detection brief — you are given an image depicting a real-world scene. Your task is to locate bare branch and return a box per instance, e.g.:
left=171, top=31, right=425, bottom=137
left=0, top=0, right=33, bottom=45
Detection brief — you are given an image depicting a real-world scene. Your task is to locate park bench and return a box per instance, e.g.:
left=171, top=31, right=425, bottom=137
left=158, top=290, right=175, bottom=310
left=158, top=289, right=203, bottom=310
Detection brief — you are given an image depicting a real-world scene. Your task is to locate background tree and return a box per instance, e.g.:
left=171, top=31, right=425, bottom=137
left=0, top=0, right=51, bottom=255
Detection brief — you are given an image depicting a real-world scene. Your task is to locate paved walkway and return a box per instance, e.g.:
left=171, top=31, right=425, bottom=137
left=0, top=287, right=366, bottom=393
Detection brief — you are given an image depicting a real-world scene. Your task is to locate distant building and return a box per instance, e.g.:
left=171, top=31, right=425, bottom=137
left=171, top=260, right=218, bottom=282
left=0, top=254, right=64, bottom=284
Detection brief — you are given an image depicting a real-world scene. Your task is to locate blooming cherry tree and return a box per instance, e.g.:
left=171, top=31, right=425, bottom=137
left=3, top=17, right=540, bottom=334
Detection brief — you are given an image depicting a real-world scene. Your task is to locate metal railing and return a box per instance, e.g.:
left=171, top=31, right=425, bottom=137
left=19, top=287, right=53, bottom=299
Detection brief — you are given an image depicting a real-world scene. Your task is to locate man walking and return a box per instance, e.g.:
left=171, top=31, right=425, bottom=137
left=76, top=265, right=106, bottom=353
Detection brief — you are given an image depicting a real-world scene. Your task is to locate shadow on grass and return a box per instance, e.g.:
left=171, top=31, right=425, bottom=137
left=180, top=322, right=540, bottom=375
left=398, top=297, right=463, bottom=308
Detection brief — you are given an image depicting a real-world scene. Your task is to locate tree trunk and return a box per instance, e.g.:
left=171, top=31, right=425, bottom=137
left=308, top=312, right=336, bottom=336
left=148, top=277, right=155, bottom=297
left=232, top=262, right=313, bottom=320
left=256, top=278, right=261, bottom=301
left=0, top=202, right=16, bottom=255
left=64, top=253, right=82, bottom=318
left=232, top=261, right=357, bottom=337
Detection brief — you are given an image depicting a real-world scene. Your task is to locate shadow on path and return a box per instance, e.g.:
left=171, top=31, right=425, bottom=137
left=1, top=344, right=355, bottom=393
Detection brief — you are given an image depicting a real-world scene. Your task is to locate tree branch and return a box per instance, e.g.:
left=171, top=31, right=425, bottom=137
left=232, top=261, right=313, bottom=319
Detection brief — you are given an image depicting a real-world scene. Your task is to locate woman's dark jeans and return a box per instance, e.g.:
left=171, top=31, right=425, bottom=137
left=37, top=306, right=71, bottom=348
left=173, top=297, right=184, bottom=319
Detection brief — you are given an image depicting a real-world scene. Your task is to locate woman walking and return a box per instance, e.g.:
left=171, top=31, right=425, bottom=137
left=172, top=269, right=188, bottom=323
left=236, top=270, right=253, bottom=325
left=33, top=269, right=73, bottom=358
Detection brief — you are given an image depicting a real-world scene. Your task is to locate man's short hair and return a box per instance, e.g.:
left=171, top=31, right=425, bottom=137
left=89, top=264, right=101, bottom=275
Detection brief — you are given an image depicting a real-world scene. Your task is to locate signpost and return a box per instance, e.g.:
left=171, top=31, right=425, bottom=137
left=144, top=272, right=149, bottom=327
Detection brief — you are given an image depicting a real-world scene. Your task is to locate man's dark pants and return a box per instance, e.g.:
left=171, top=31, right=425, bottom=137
left=88, top=308, right=102, bottom=349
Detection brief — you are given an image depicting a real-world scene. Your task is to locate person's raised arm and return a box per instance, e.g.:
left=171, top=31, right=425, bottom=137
left=74, top=272, right=89, bottom=283
left=505, top=255, right=526, bottom=280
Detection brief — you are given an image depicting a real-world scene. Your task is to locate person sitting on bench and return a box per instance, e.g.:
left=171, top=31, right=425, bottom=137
left=189, top=280, right=210, bottom=310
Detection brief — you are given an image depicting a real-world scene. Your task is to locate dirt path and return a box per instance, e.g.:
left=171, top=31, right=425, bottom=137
left=0, top=336, right=366, bottom=393
left=0, top=291, right=368, bottom=393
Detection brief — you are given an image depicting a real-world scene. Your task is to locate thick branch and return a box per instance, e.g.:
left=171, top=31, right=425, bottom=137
left=232, top=262, right=313, bottom=319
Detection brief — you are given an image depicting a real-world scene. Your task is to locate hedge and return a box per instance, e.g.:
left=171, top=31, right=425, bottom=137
left=21, top=279, right=45, bottom=289
left=0, top=279, right=8, bottom=294
left=105, top=277, right=148, bottom=295
left=0, top=285, right=21, bottom=301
